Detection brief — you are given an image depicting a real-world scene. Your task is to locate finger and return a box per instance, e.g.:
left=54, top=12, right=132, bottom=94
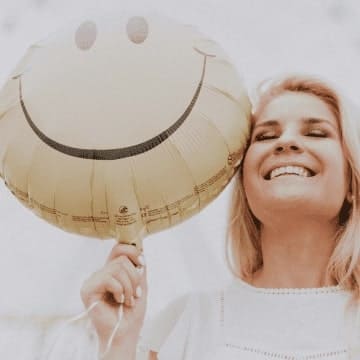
left=107, top=243, right=144, bottom=267
left=136, top=265, right=148, bottom=299
left=103, top=276, right=125, bottom=304
left=110, top=256, right=141, bottom=295
left=81, top=273, right=124, bottom=306
left=109, top=270, right=134, bottom=307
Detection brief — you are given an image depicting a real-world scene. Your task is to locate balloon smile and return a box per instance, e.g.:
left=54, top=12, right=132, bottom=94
left=17, top=48, right=215, bottom=160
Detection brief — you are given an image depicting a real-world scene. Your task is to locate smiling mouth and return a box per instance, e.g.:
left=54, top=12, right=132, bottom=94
left=16, top=47, right=215, bottom=160
left=264, top=166, right=316, bottom=180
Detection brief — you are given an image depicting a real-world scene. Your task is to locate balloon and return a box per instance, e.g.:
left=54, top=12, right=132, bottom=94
left=0, top=14, right=251, bottom=249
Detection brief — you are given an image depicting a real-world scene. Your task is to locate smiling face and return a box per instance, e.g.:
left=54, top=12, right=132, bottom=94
left=0, top=13, right=251, bottom=243
left=9, top=15, right=233, bottom=161
left=242, top=91, right=349, bottom=224
left=14, top=16, right=219, bottom=160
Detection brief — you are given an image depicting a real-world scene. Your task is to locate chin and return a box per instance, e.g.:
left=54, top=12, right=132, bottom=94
left=264, top=186, right=315, bottom=203
left=256, top=196, right=341, bottom=222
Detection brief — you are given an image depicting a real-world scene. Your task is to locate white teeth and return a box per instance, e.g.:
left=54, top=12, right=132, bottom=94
left=269, top=166, right=311, bottom=180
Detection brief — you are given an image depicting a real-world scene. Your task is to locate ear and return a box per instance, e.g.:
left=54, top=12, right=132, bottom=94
left=346, top=192, right=354, bottom=203
left=346, top=166, right=354, bottom=203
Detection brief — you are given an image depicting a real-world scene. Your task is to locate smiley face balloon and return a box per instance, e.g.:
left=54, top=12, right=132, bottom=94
left=0, top=14, right=251, bottom=249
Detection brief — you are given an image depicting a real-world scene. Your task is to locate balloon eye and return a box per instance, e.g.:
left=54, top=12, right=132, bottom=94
left=126, top=17, right=149, bottom=44
left=75, top=21, right=97, bottom=50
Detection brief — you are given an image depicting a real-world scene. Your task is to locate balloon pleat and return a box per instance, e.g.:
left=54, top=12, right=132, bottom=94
left=160, top=137, right=201, bottom=223
left=128, top=157, right=149, bottom=238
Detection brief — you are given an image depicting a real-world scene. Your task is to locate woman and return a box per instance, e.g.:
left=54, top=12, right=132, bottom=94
left=81, top=75, right=360, bottom=359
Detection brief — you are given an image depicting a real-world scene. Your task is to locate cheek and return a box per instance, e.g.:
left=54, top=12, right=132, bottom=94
left=336, top=164, right=349, bottom=202
left=319, top=146, right=348, bottom=210
left=242, top=145, right=259, bottom=175
left=325, top=147, right=348, bottom=189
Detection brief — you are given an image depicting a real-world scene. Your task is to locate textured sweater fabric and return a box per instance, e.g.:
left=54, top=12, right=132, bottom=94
left=139, top=277, right=360, bottom=359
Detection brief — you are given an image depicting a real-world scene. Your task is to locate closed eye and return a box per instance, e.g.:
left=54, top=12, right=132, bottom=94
left=253, top=133, right=278, bottom=141
left=306, top=130, right=328, bottom=137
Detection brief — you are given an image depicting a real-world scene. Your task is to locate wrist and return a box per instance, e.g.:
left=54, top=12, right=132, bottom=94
left=98, top=333, right=139, bottom=360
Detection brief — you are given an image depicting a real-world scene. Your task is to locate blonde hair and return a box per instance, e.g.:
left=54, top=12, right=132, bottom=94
left=226, top=75, right=360, bottom=303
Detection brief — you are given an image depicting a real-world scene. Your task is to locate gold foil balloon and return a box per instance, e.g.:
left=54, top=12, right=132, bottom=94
left=0, top=14, right=251, bottom=249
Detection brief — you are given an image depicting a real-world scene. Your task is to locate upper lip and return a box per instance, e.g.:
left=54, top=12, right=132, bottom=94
left=263, top=162, right=317, bottom=180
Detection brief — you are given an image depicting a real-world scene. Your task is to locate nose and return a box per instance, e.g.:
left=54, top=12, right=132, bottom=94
left=273, top=135, right=303, bottom=155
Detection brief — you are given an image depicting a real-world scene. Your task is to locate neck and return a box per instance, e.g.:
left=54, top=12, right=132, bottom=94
left=249, top=216, right=339, bottom=289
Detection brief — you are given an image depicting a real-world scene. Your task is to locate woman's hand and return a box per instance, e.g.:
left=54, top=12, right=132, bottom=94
left=80, top=243, right=147, bottom=353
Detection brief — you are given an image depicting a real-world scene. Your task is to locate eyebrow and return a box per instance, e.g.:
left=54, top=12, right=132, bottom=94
left=253, top=117, right=338, bottom=130
left=253, top=120, right=279, bottom=129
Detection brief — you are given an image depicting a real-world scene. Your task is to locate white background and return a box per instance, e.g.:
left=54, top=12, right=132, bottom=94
left=0, top=0, right=359, bottom=322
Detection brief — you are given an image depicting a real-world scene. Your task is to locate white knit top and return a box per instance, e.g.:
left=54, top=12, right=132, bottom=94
left=139, top=277, right=360, bottom=359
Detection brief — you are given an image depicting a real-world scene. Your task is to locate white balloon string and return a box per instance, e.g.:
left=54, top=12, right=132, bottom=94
left=46, top=299, right=124, bottom=359
left=99, top=302, right=124, bottom=359
left=45, top=300, right=100, bottom=358
left=68, top=300, right=100, bottom=323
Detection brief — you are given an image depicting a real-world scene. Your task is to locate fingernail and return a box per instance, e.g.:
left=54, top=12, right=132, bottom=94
left=136, top=266, right=144, bottom=276
left=119, top=294, right=125, bottom=304
left=135, top=286, right=142, bottom=298
left=130, top=296, right=135, bottom=307
left=138, top=255, right=146, bottom=267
